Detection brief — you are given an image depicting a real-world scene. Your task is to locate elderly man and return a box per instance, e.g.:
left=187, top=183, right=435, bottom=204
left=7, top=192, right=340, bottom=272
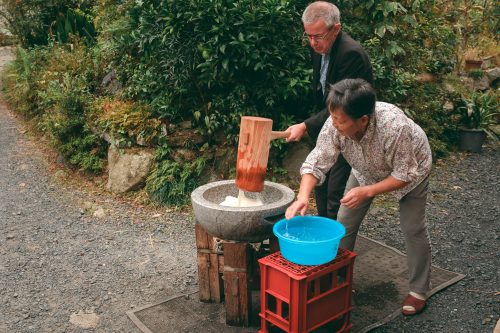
left=286, top=1, right=373, bottom=221
left=286, top=79, right=433, bottom=316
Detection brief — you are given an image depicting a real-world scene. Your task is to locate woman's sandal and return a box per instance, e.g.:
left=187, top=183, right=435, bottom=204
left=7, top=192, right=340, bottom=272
left=402, top=294, right=426, bottom=316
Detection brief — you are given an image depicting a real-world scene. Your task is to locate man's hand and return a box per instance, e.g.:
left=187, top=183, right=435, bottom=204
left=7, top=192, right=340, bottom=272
left=285, top=198, right=309, bottom=219
left=340, top=186, right=372, bottom=209
left=285, top=122, right=307, bottom=142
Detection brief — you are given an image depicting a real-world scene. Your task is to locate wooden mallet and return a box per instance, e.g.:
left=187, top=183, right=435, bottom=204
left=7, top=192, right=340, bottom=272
left=235, top=116, right=290, bottom=192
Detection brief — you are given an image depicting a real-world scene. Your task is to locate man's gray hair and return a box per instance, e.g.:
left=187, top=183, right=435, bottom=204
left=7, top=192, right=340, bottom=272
left=302, top=1, right=340, bottom=28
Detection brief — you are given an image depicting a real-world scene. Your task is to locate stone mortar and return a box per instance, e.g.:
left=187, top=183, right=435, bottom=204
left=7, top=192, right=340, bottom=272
left=191, top=180, right=295, bottom=242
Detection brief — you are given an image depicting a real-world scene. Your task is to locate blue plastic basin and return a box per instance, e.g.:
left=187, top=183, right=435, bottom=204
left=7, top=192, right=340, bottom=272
left=273, top=216, right=346, bottom=265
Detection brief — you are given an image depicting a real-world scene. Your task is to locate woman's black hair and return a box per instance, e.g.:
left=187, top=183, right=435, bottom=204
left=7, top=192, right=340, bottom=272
left=326, top=79, right=376, bottom=119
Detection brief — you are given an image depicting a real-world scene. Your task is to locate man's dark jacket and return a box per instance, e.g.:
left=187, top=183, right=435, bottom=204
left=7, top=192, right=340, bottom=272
left=303, top=31, right=373, bottom=141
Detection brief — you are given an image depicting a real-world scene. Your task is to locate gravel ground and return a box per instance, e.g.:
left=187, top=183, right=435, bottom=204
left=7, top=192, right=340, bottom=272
left=1, top=47, right=499, bottom=333
left=0, top=48, right=197, bottom=333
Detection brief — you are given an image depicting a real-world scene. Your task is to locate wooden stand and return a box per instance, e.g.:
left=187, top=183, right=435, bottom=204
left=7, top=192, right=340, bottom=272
left=223, top=241, right=253, bottom=326
left=195, top=222, right=279, bottom=326
left=195, top=223, right=224, bottom=303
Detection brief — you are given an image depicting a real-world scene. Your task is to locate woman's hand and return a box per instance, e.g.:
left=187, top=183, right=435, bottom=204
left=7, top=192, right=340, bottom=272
left=340, top=186, right=372, bottom=209
left=285, top=198, right=309, bottom=219
left=340, top=177, right=410, bottom=209
left=286, top=174, right=317, bottom=219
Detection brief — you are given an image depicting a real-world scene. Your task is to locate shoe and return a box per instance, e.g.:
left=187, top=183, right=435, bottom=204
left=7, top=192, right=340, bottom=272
left=402, top=294, right=426, bottom=315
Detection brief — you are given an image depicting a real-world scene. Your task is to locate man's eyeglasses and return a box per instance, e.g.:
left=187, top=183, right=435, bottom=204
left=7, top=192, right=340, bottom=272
left=303, top=29, right=332, bottom=42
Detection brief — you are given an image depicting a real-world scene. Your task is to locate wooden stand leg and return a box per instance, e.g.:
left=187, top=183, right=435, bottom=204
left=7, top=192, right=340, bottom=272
left=223, top=242, right=252, bottom=326
left=195, top=223, right=224, bottom=303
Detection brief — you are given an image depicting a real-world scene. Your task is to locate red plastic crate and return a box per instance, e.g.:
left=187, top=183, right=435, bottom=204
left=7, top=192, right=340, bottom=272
left=258, top=248, right=356, bottom=333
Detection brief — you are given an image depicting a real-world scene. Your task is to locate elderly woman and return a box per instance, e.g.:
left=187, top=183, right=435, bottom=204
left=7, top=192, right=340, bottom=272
left=285, top=78, right=432, bottom=316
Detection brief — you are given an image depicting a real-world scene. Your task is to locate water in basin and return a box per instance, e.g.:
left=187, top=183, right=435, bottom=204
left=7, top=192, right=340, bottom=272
left=282, top=222, right=338, bottom=242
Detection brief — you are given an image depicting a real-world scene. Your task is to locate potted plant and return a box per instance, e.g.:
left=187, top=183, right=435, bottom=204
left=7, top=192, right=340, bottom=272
left=457, top=91, right=499, bottom=152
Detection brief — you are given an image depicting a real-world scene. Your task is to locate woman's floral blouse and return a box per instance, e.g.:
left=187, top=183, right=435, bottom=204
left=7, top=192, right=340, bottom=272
left=301, top=102, right=432, bottom=199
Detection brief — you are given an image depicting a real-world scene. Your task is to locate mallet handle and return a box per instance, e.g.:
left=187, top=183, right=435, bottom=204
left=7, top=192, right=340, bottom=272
left=270, top=131, right=290, bottom=140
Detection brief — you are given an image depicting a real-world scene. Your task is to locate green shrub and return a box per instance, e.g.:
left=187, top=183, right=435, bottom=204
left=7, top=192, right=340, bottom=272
left=0, top=0, right=96, bottom=48
left=3, top=42, right=107, bottom=172
left=338, top=0, right=457, bottom=102
left=41, top=73, right=106, bottom=173
left=3, top=46, right=55, bottom=117
left=89, top=97, right=162, bottom=147
left=102, top=0, right=311, bottom=139
left=146, top=145, right=207, bottom=205
left=54, top=7, right=96, bottom=45
left=402, top=81, right=460, bottom=157
left=3, top=47, right=36, bottom=115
